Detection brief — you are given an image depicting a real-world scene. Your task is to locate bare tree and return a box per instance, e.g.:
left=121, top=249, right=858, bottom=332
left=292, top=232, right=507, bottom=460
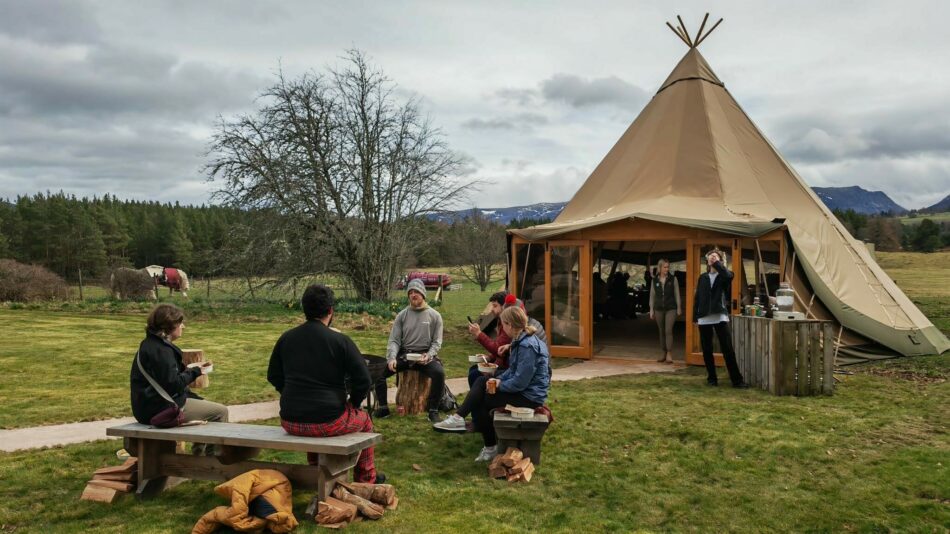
left=451, top=210, right=506, bottom=291
left=207, top=50, right=473, bottom=300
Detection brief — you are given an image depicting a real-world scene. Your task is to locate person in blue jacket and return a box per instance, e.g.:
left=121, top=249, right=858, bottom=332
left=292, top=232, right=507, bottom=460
left=434, top=306, right=550, bottom=462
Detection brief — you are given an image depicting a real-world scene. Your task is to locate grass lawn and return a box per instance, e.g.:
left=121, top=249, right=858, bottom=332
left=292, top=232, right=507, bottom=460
left=0, top=365, right=947, bottom=533
left=898, top=211, right=950, bottom=226
left=0, top=271, right=523, bottom=429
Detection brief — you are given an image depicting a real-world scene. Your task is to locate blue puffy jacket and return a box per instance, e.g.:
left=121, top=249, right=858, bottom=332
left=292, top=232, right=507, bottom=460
left=497, top=331, right=550, bottom=404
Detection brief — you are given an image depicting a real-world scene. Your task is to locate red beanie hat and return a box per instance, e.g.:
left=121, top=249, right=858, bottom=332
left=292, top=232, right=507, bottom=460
left=504, top=294, right=517, bottom=306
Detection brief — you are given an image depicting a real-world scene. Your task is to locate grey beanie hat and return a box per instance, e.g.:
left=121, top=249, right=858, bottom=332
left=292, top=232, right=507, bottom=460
left=406, top=278, right=427, bottom=299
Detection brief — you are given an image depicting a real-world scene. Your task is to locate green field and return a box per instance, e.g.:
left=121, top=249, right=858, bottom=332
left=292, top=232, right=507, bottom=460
left=0, top=256, right=947, bottom=532
left=898, top=211, right=950, bottom=225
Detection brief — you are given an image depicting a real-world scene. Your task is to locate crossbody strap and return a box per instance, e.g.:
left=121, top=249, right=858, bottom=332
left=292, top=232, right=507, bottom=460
left=136, top=350, right=178, bottom=406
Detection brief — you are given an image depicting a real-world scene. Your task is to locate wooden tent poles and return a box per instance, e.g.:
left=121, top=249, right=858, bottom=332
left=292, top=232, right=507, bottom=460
left=665, top=13, right=723, bottom=49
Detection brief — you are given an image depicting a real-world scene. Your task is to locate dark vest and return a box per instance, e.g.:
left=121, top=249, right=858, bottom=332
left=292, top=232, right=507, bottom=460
left=652, top=276, right=677, bottom=311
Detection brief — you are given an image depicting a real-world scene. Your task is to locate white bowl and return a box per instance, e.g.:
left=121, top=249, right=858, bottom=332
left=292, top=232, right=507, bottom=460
left=507, top=406, right=534, bottom=418
left=405, top=353, right=424, bottom=361
left=477, top=363, right=498, bottom=374
left=188, top=363, right=213, bottom=374
left=468, top=354, right=487, bottom=363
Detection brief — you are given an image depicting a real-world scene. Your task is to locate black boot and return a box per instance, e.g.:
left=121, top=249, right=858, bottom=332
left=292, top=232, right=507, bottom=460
left=373, top=405, right=391, bottom=419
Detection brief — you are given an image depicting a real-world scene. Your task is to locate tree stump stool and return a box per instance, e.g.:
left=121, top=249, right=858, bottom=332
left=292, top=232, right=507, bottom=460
left=182, top=349, right=209, bottom=388
left=493, top=412, right=550, bottom=466
left=395, top=370, right=431, bottom=415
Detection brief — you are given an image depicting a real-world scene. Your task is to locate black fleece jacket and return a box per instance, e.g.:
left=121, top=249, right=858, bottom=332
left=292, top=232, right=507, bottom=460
left=268, top=320, right=371, bottom=424
left=693, top=260, right=734, bottom=321
left=130, top=332, right=203, bottom=424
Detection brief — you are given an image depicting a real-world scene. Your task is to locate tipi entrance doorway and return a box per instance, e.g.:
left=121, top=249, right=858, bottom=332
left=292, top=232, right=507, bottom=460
left=591, top=240, right=687, bottom=362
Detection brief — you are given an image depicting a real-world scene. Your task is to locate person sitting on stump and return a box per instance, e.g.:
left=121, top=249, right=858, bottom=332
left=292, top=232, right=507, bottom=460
left=374, top=278, right=446, bottom=423
left=466, top=291, right=512, bottom=386
left=267, top=284, right=384, bottom=484
left=433, top=306, right=550, bottom=462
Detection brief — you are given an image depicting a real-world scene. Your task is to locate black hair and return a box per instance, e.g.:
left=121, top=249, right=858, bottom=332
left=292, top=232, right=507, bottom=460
left=302, top=284, right=334, bottom=320
left=489, top=291, right=508, bottom=306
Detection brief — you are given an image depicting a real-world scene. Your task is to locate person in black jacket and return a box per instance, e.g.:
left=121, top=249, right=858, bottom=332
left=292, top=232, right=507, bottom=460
left=268, top=284, right=384, bottom=484
left=693, top=249, right=748, bottom=388
left=130, top=304, right=228, bottom=452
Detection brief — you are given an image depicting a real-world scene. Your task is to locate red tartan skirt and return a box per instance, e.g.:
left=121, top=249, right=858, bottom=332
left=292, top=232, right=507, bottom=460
left=281, top=405, right=377, bottom=483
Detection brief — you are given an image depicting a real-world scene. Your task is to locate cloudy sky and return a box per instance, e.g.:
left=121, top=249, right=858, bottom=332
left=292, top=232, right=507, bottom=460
left=1, top=1, right=948, bottom=210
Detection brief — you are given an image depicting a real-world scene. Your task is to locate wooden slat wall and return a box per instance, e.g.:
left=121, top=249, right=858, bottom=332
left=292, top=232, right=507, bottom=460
left=732, top=316, right=834, bottom=396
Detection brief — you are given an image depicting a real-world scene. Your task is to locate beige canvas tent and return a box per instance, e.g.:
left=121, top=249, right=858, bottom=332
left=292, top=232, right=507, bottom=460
left=508, top=18, right=949, bottom=365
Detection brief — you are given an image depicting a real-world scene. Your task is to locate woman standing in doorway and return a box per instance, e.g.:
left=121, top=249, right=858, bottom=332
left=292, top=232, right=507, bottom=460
left=692, top=249, right=748, bottom=388
left=649, top=259, right=681, bottom=363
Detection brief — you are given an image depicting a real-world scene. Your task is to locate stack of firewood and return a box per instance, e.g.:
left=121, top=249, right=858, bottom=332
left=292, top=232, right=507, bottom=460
left=80, top=457, right=138, bottom=503
left=488, top=447, right=535, bottom=483
left=311, top=481, right=398, bottom=528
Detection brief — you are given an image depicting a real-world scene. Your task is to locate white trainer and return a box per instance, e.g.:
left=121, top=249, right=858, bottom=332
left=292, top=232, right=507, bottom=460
left=433, top=413, right=466, bottom=433
left=474, top=445, right=497, bottom=462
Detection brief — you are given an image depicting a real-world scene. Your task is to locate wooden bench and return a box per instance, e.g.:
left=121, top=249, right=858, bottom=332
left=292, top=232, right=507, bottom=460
left=106, top=422, right=382, bottom=502
left=493, top=412, right=550, bottom=466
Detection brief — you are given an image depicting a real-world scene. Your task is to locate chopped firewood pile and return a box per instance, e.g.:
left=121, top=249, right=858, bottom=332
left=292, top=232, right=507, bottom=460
left=80, top=457, right=138, bottom=503
left=488, top=447, right=535, bottom=483
left=310, top=481, right=398, bottom=528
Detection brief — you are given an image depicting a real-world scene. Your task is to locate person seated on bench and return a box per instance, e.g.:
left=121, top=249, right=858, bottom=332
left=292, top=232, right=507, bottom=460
left=130, top=304, right=227, bottom=454
left=267, top=284, right=383, bottom=484
left=433, top=307, right=550, bottom=462
left=373, top=279, right=446, bottom=423
left=501, top=294, right=547, bottom=344
left=466, top=291, right=512, bottom=386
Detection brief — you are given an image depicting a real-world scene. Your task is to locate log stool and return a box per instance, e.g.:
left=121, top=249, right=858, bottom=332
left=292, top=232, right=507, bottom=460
left=395, top=370, right=431, bottom=415
left=493, top=412, right=551, bottom=466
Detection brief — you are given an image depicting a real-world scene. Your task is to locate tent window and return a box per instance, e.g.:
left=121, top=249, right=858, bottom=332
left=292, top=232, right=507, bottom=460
left=550, top=245, right=582, bottom=346
left=514, top=243, right=546, bottom=324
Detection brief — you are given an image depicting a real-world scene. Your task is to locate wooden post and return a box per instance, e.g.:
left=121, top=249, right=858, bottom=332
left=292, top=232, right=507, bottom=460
left=181, top=349, right=209, bottom=389
left=797, top=325, right=809, bottom=396
left=78, top=267, right=84, bottom=301
left=206, top=276, right=211, bottom=300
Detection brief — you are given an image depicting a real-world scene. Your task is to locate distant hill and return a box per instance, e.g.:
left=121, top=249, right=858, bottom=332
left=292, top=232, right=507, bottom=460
left=434, top=185, right=909, bottom=224
left=922, top=194, right=950, bottom=214
left=430, top=202, right=567, bottom=225
left=812, top=186, right=907, bottom=215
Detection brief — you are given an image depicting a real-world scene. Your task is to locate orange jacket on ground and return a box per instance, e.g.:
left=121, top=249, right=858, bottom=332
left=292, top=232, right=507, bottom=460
left=192, top=469, right=298, bottom=534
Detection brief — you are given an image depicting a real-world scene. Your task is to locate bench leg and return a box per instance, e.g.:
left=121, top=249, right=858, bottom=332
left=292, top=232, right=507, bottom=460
left=136, top=439, right=175, bottom=500
left=316, top=452, right=361, bottom=502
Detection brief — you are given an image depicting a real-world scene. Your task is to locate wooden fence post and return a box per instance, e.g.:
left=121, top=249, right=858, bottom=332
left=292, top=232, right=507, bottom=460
left=78, top=267, right=84, bottom=301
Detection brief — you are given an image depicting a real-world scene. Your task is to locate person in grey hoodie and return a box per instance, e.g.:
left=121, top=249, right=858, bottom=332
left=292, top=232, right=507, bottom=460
left=373, top=278, right=446, bottom=423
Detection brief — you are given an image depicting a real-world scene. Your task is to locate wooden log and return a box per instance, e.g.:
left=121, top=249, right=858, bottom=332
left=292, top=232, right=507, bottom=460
left=316, top=497, right=358, bottom=528
left=93, top=471, right=136, bottom=483
left=339, top=482, right=396, bottom=506
left=87, top=479, right=135, bottom=493
left=332, top=486, right=384, bottom=520
left=93, top=459, right=137, bottom=475
left=488, top=463, right=508, bottom=479
left=509, top=457, right=532, bottom=475
left=521, top=461, right=535, bottom=482
left=182, top=349, right=209, bottom=388
left=395, top=370, right=431, bottom=415
left=500, top=447, right=524, bottom=467
left=80, top=483, right=122, bottom=503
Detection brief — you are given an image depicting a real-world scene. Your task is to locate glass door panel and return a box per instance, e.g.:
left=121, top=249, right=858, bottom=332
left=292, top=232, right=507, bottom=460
left=546, top=241, right=591, bottom=357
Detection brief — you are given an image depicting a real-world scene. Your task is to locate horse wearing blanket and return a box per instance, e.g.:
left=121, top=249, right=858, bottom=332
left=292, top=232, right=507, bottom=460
left=110, top=266, right=190, bottom=300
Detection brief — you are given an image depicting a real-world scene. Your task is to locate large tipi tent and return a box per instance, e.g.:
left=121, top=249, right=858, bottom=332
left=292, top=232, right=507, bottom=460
left=510, top=17, right=949, bottom=362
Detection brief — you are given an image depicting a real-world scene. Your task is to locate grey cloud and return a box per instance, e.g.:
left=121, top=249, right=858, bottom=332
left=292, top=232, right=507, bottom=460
left=0, top=0, right=101, bottom=45
left=540, top=74, right=648, bottom=110
left=777, top=106, right=950, bottom=164
left=461, top=113, right=548, bottom=131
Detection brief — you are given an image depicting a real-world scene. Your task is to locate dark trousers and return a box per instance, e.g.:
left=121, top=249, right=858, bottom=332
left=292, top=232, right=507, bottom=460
left=699, top=321, right=744, bottom=385
left=375, top=358, right=445, bottom=411
left=465, top=376, right=540, bottom=447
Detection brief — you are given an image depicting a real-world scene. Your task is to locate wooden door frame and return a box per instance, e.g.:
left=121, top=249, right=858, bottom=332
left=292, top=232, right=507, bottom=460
left=545, top=240, right=592, bottom=359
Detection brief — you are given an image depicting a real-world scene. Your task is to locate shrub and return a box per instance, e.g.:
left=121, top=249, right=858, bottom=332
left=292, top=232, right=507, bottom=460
left=0, top=259, right=70, bottom=302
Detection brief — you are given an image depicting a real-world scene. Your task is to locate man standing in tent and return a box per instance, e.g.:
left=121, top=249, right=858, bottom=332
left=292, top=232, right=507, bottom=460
left=693, top=249, right=748, bottom=388
left=374, top=279, right=446, bottom=423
